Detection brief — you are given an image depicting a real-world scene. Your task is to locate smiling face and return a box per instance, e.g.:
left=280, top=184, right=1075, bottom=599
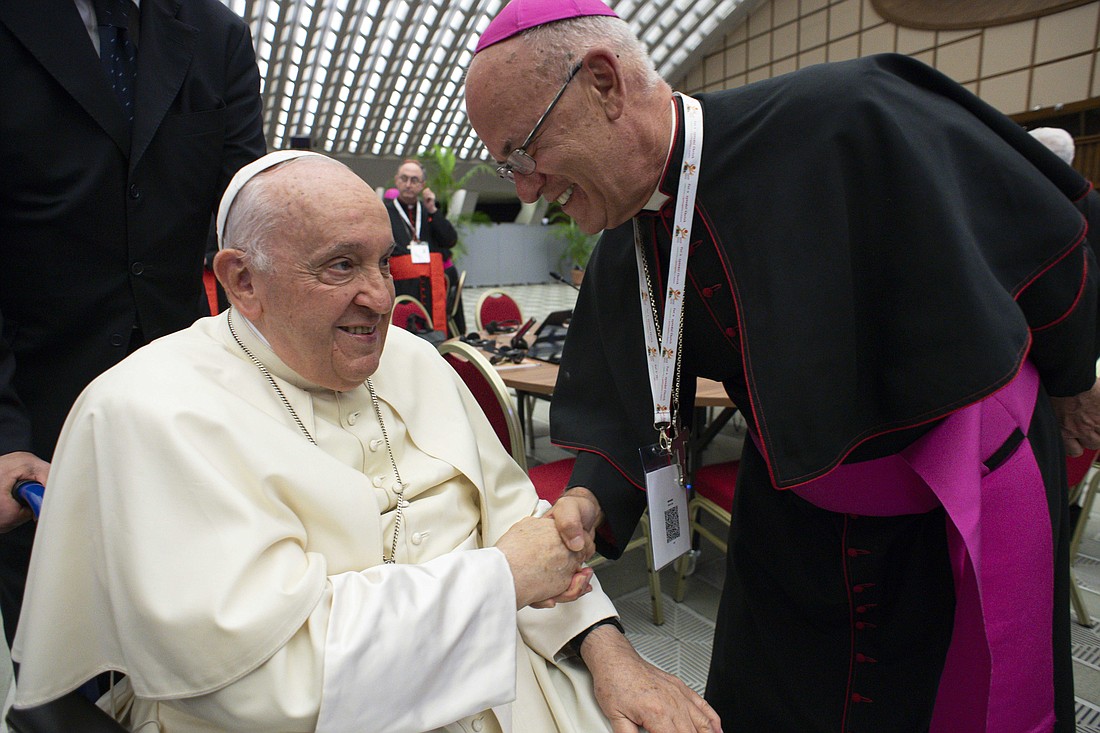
left=466, top=43, right=652, bottom=235
left=247, top=161, right=396, bottom=391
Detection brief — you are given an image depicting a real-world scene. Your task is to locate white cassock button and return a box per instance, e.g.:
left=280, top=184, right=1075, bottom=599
left=372, top=475, right=385, bottom=488
left=471, top=717, right=484, bottom=732
left=411, top=532, right=423, bottom=545
left=369, top=438, right=383, bottom=452
left=347, top=411, right=360, bottom=426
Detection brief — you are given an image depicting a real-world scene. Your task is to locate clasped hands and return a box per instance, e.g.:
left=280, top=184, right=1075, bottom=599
left=496, top=487, right=723, bottom=733
left=494, top=487, right=603, bottom=609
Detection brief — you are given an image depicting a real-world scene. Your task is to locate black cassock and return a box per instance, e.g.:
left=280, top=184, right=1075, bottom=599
left=551, top=54, right=1094, bottom=731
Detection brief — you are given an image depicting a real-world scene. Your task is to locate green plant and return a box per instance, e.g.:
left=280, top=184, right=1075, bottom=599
left=417, top=144, right=495, bottom=258
left=547, top=204, right=599, bottom=271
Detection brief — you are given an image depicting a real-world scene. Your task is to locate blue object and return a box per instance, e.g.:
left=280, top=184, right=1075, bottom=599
left=13, top=480, right=44, bottom=518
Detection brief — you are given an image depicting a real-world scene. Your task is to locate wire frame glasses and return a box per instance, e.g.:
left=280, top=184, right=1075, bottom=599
left=496, top=61, right=583, bottom=182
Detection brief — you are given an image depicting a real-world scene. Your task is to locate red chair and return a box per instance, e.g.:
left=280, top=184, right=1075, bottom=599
left=1069, top=448, right=1100, bottom=626
left=392, top=295, right=433, bottom=334
left=475, top=289, right=523, bottom=333
left=438, top=340, right=526, bottom=468
left=674, top=460, right=739, bottom=602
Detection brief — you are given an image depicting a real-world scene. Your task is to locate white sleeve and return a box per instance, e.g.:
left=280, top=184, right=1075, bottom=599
left=317, top=547, right=518, bottom=733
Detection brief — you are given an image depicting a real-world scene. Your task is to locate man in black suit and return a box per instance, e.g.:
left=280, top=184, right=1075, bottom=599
left=384, top=159, right=465, bottom=333
left=0, top=0, right=266, bottom=647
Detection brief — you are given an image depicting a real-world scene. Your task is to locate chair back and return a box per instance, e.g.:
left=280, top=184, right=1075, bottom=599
left=691, top=460, right=739, bottom=514
left=438, top=340, right=527, bottom=469
left=392, top=295, right=433, bottom=333
left=448, top=270, right=466, bottom=319
left=475, top=289, right=523, bottom=332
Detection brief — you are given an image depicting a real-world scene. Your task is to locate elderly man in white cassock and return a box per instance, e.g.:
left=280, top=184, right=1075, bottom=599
left=9, top=151, right=720, bottom=733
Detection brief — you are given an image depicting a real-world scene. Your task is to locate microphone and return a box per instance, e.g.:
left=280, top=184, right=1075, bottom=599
left=549, top=271, right=580, bottom=291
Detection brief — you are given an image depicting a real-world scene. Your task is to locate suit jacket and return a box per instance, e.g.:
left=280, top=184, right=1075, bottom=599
left=0, top=0, right=266, bottom=461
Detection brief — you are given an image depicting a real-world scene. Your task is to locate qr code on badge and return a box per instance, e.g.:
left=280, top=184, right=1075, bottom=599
left=664, top=505, right=680, bottom=543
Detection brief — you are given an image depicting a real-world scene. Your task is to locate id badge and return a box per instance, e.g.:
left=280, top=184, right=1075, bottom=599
left=640, top=443, right=690, bottom=571
left=409, top=241, right=431, bottom=264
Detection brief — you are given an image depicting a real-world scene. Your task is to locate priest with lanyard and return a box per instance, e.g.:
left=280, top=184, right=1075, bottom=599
left=385, top=158, right=466, bottom=333
left=465, top=1, right=1100, bottom=731
left=10, top=151, right=721, bottom=733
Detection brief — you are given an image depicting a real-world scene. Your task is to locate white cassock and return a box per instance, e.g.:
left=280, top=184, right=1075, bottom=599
left=11, top=312, right=617, bottom=733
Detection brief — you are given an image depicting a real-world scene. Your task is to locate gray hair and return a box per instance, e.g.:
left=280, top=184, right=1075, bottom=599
left=523, top=15, right=660, bottom=91
left=222, top=156, right=348, bottom=272
left=1028, top=127, right=1075, bottom=166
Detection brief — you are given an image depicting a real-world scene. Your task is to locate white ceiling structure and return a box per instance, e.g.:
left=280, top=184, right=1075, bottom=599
left=222, top=0, right=757, bottom=163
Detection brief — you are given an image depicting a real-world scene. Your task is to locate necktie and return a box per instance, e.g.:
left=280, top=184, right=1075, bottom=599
left=94, top=0, right=138, bottom=126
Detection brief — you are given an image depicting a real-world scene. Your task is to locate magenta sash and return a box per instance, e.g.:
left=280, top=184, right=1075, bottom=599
left=789, top=362, right=1054, bottom=733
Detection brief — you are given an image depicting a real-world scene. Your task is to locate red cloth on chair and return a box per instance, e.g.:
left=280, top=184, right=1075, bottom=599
left=390, top=253, right=446, bottom=332
left=440, top=352, right=517, bottom=458
left=527, top=458, right=576, bottom=504
left=692, top=460, right=739, bottom=511
left=1067, top=449, right=1098, bottom=488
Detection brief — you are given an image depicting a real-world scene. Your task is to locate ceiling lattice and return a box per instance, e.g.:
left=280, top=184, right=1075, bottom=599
left=223, top=0, right=750, bottom=161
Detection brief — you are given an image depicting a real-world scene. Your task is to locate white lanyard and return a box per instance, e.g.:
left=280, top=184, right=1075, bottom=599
left=634, top=93, right=702, bottom=433
left=394, top=201, right=422, bottom=241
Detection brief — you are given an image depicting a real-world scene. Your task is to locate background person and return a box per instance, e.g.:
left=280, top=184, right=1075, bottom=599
left=385, top=158, right=466, bottom=333
left=465, top=1, right=1100, bottom=730
left=0, top=0, right=266, bottom=648
left=11, top=152, right=720, bottom=733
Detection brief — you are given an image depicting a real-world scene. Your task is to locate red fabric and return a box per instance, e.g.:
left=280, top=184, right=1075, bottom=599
left=1066, top=449, right=1098, bottom=488
left=202, top=268, right=219, bottom=315
left=392, top=301, right=427, bottom=332
left=441, top=353, right=514, bottom=457
left=527, top=458, right=577, bottom=504
left=692, top=460, right=739, bottom=511
left=390, top=253, right=447, bottom=331
left=479, top=292, right=522, bottom=330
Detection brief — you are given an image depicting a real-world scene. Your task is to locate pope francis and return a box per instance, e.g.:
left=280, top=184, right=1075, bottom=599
left=9, top=152, right=720, bottom=732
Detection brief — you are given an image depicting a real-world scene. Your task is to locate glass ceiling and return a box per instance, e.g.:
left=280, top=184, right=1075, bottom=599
left=222, top=0, right=748, bottom=161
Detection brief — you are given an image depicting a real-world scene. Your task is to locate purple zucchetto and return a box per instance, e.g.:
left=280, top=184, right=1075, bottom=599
left=475, top=0, right=619, bottom=54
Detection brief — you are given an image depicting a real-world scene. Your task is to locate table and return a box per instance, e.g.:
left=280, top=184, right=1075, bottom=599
left=494, top=357, right=735, bottom=462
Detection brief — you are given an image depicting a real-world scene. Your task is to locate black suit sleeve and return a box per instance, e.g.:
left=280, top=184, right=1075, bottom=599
left=0, top=307, right=33, bottom=457
left=214, top=19, right=267, bottom=204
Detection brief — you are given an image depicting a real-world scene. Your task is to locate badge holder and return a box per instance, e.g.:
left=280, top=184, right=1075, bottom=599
left=409, top=240, right=431, bottom=264
left=640, top=430, right=691, bottom=571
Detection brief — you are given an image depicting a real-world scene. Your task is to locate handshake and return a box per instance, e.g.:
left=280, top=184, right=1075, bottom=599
left=494, top=489, right=600, bottom=609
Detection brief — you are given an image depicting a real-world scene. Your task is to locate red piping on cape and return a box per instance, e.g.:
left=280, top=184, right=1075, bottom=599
left=1030, top=248, right=1089, bottom=333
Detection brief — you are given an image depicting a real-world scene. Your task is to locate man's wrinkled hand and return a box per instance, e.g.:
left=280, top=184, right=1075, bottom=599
left=0, top=451, right=49, bottom=532
left=1051, top=379, right=1100, bottom=457
left=495, top=516, right=590, bottom=609
left=580, top=624, right=723, bottom=733
left=545, top=486, right=602, bottom=559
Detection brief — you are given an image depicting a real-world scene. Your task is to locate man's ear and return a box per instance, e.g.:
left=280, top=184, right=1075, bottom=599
left=583, top=48, right=624, bottom=121
left=213, top=249, right=261, bottom=320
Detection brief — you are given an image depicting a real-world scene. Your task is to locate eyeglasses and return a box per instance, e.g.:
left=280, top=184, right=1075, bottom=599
left=396, top=175, right=423, bottom=185
left=497, top=61, right=583, bottom=182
